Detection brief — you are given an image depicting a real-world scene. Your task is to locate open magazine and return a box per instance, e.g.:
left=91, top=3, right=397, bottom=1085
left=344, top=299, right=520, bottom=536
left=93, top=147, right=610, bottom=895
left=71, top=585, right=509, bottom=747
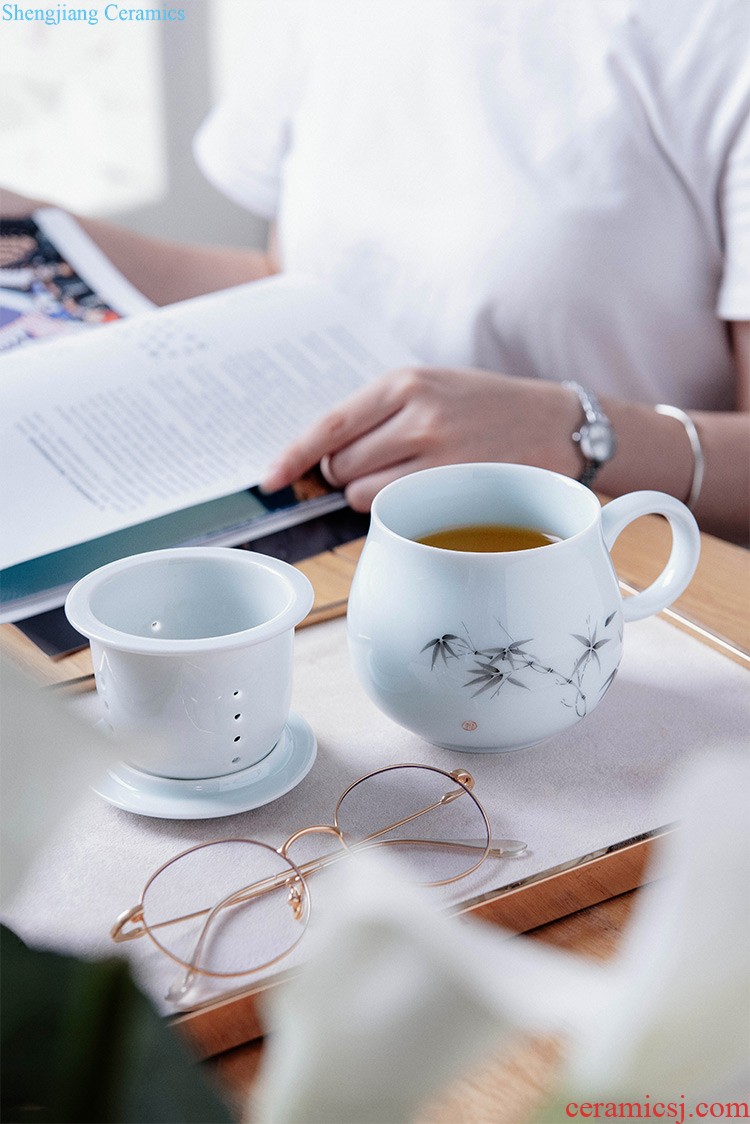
left=0, top=207, right=153, bottom=349
left=0, top=212, right=414, bottom=626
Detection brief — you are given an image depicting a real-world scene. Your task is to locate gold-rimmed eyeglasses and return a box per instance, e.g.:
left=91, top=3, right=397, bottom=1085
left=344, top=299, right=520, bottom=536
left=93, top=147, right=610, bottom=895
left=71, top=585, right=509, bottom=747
left=112, top=763, right=526, bottom=999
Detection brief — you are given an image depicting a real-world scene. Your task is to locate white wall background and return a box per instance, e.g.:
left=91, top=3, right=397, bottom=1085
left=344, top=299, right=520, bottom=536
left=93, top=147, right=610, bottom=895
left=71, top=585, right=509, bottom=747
left=0, top=0, right=268, bottom=248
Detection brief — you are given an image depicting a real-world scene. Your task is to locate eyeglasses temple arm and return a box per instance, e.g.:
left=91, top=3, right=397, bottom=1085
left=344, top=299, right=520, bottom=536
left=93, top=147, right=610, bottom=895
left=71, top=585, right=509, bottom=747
left=165, top=874, right=305, bottom=1001
left=353, top=779, right=482, bottom=847
left=352, top=837, right=527, bottom=858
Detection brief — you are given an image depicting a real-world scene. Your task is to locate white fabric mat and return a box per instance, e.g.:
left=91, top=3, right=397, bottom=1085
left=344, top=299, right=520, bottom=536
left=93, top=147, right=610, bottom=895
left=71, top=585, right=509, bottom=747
left=3, top=612, right=748, bottom=1012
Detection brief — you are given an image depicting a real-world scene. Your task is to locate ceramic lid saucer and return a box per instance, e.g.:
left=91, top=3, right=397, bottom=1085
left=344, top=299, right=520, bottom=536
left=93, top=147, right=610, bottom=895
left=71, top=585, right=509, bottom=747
left=92, top=711, right=316, bottom=820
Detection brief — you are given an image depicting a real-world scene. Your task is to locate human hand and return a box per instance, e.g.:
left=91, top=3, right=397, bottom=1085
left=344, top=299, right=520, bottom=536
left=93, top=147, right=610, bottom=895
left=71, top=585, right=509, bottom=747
left=262, top=366, right=583, bottom=511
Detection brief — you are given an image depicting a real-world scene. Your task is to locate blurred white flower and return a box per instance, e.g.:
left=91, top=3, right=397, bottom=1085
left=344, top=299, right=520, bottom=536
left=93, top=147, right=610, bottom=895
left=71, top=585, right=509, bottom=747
left=257, top=752, right=749, bottom=1122
left=0, top=657, right=117, bottom=905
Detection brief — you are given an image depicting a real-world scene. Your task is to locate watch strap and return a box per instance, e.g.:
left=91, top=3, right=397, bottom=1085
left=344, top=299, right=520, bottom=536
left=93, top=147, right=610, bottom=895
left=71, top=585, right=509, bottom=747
left=577, top=452, right=602, bottom=490
left=562, top=380, right=617, bottom=487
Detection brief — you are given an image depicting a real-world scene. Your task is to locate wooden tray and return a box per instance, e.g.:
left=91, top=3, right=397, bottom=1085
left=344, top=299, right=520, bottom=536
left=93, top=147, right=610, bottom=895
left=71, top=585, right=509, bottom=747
left=3, top=516, right=748, bottom=1061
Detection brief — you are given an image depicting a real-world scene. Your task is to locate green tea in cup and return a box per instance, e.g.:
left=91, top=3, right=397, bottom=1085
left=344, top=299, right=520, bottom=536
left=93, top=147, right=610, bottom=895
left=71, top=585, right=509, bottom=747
left=418, top=523, right=557, bottom=552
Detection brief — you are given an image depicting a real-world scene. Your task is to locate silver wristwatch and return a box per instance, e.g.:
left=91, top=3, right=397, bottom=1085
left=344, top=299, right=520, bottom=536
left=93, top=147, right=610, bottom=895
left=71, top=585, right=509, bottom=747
left=562, top=381, right=617, bottom=488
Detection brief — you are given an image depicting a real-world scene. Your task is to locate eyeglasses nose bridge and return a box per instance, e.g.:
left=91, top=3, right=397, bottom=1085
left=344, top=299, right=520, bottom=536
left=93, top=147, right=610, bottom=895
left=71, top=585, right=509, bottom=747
left=279, top=823, right=344, bottom=860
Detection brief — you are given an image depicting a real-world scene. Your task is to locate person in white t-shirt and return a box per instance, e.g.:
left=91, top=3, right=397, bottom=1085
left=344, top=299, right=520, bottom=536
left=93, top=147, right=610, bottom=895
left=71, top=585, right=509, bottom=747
left=4, top=0, right=747, bottom=541
left=193, top=0, right=749, bottom=541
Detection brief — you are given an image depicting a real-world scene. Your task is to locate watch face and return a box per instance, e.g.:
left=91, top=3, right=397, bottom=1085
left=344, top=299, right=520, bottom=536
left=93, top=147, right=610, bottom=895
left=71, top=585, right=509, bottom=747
left=580, top=421, right=616, bottom=463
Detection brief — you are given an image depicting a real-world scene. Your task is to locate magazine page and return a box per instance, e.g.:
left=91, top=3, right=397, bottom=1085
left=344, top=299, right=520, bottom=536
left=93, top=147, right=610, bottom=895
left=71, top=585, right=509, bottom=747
left=0, top=273, right=414, bottom=570
left=34, top=208, right=154, bottom=316
left=0, top=208, right=152, bottom=352
left=0, top=215, right=356, bottom=625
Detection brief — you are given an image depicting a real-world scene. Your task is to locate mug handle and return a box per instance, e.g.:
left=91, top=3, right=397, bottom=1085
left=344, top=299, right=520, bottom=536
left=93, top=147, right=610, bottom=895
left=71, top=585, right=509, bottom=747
left=600, top=491, right=701, bottom=622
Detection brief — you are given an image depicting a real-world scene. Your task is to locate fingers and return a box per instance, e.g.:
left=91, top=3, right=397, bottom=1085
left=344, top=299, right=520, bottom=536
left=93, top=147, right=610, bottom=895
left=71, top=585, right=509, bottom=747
left=343, top=461, right=420, bottom=511
left=260, top=370, right=412, bottom=492
left=321, top=406, right=424, bottom=486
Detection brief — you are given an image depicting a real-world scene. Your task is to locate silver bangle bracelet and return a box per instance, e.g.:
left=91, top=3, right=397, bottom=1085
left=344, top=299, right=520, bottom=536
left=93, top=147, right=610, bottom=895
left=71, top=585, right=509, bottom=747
left=655, top=404, right=704, bottom=511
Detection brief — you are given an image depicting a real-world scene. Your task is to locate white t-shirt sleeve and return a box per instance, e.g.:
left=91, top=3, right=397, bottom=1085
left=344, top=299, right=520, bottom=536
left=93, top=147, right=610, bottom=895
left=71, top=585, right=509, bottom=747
left=630, top=0, right=750, bottom=325
left=717, top=109, right=750, bottom=321
left=193, top=0, right=306, bottom=220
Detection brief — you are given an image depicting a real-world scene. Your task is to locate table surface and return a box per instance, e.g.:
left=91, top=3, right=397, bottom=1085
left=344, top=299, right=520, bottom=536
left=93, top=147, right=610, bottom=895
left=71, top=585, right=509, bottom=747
left=2, top=511, right=748, bottom=1122
left=207, top=517, right=750, bottom=1124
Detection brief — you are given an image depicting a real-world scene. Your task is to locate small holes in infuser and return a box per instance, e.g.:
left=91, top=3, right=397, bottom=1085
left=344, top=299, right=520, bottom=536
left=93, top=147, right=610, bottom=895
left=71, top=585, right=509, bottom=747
left=231, top=756, right=241, bottom=764
left=234, top=713, right=241, bottom=720
left=233, top=690, right=241, bottom=697
left=233, top=735, right=241, bottom=743
left=150, top=620, right=162, bottom=633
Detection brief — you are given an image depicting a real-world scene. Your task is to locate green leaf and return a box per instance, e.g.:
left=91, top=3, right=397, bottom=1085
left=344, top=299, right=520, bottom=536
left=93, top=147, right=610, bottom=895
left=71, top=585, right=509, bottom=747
left=1, top=924, right=234, bottom=1124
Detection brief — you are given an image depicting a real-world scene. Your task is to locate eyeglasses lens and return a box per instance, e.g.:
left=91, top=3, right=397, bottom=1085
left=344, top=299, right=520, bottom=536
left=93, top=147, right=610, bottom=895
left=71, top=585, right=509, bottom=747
left=335, top=766, right=490, bottom=885
left=141, top=839, right=309, bottom=977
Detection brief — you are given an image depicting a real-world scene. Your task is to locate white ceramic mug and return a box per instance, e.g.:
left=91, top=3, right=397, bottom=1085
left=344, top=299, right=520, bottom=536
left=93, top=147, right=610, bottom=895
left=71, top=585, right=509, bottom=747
left=347, top=464, right=701, bottom=752
left=65, top=547, right=314, bottom=779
